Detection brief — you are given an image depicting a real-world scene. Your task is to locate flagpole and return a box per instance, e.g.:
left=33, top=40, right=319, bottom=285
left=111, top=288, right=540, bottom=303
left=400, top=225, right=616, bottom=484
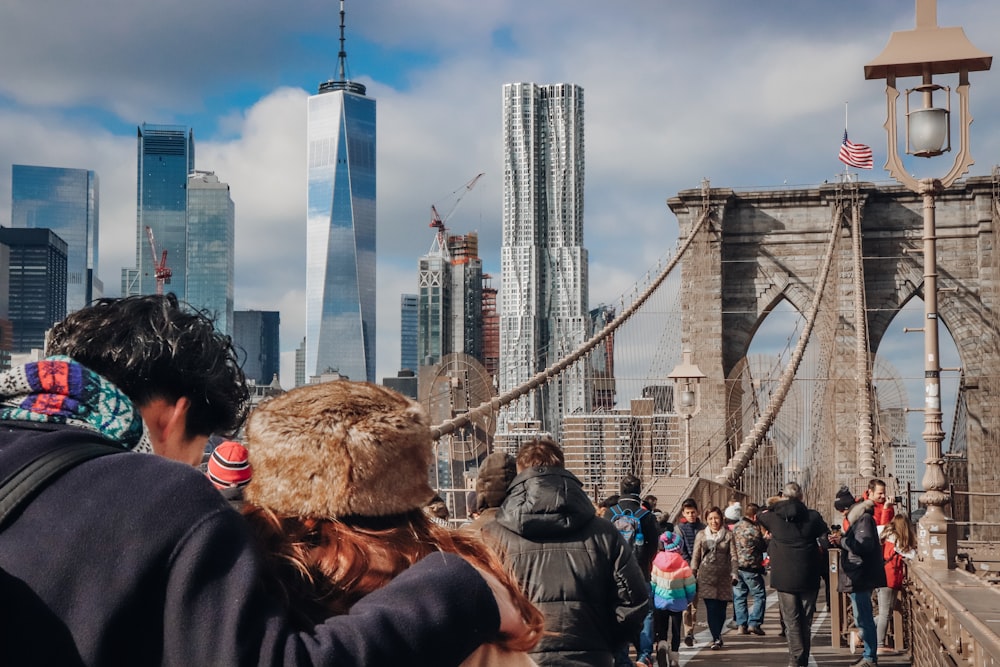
left=844, top=101, right=850, bottom=174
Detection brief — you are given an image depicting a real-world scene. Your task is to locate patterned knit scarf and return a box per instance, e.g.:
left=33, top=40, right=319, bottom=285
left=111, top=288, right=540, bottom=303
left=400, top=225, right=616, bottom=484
left=0, top=356, right=152, bottom=453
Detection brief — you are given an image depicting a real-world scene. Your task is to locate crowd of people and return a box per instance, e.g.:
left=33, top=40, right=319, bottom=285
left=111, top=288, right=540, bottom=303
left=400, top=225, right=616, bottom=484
left=0, top=294, right=919, bottom=667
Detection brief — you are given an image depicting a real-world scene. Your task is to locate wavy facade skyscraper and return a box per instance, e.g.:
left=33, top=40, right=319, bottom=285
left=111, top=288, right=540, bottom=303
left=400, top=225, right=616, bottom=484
left=305, top=1, right=376, bottom=382
left=498, top=83, right=589, bottom=438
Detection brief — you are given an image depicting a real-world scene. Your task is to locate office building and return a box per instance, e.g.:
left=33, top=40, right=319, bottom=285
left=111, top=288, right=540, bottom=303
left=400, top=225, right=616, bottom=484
left=124, top=123, right=195, bottom=298
left=400, top=293, right=418, bottom=372
left=233, top=310, right=280, bottom=385
left=0, top=228, right=68, bottom=353
left=295, top=336, right=306, bottom=388
left=186, top=171, right=235, bottom=335
left=11, top=165, right=101, bottom=312
left=305, top=3, right=376, bottom=382
left=498, top=82, right=589, bottom=437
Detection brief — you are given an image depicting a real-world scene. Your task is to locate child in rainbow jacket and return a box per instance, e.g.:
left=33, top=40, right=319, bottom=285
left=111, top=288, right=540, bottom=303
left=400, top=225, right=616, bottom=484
left=650, top=528, right=697, bottom=667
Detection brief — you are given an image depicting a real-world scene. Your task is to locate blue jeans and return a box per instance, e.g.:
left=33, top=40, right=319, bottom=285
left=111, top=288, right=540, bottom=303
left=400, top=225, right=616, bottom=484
left=733, top=569, right=766, bottom=629
left=850, top=590, right=878, bottom=662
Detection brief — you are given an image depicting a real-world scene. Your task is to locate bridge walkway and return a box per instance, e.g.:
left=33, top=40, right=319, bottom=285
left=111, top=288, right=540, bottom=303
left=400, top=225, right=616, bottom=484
left=675, top=593, right=911, bottom=667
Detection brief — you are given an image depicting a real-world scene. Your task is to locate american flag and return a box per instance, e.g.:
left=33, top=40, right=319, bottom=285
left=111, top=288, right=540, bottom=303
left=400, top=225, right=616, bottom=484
left=839, top=130, right=873, bottom=169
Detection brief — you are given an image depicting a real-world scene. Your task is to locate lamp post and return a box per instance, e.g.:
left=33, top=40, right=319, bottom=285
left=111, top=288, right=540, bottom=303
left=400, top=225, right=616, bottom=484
left=668, top=348, right=706, bottom=477
left=865, top=0, right=991, bottom=569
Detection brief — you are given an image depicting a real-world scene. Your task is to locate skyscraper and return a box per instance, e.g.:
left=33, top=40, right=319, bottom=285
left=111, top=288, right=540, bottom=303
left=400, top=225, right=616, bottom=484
left=305, top=1, right=376, bottom=382
left=124, top=123, right=194, bottom=298
left=400, top=293, right=418, bottom=372
left=233, top=310, right=280, bottom=385
left=186, top=171, right=235, bottom=335
left=498, top=83, right=589, bottom=436
left=416, top=231, right=484, bottom=370
left=0, top=228, right=68, bottom=353
left=11, top=165, right=101, bottom=312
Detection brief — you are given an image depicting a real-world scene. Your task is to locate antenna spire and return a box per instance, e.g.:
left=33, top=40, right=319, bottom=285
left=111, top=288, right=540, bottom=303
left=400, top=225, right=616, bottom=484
left=318, top=0, right=366, bottom=95
left=337, top=0, right=347, bottom=82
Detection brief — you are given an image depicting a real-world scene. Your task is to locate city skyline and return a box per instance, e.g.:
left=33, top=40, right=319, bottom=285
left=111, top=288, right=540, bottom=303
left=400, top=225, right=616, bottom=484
left=0, top=2, right=995, bottom=456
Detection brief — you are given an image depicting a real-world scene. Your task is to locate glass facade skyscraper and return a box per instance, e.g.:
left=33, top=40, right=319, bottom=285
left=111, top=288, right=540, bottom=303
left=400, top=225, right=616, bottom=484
left=400, top=293, right=418, bottom=373
left=0, top=228, right=68, bottom=352
left=233, top=310, right=281, bottom=385
left=11, top=165, right=100, bottom=312
left=186, top=171, right=234, bottom=335
left=305, top=15, right=376, bottom=383
left=498, top=83, right=589, bottom=437
left=126, top=123, right=194, bottom=298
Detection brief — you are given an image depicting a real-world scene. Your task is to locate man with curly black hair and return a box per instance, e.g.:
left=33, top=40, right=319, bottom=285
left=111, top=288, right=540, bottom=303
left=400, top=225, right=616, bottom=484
left=0, top=294, right=516, bottom=666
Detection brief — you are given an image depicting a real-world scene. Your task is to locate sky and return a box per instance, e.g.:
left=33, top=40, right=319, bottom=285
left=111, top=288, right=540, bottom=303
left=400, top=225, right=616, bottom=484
left=0, top=1, right=995, bottom=483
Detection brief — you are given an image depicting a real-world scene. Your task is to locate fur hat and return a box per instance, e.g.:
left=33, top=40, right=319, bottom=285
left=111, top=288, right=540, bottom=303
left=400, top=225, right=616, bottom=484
left=835, top=486, right=856, bottom=512
left=476, top=452, right=516, bottom=512
left=660, top=530, right=684, bottom=553
left=244, top=381, right=436, bottom=518
left=206, top=440, right=252, bottom=489
left=724, top=502, right=743, bottom=522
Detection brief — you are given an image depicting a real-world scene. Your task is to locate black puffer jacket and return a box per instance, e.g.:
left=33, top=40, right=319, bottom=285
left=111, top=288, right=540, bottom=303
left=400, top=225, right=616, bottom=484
left=758, top=498, right=829, bottom=593
left=837, top=500, right=887, bottom=593
left=483, top=466, right=648, bottom=667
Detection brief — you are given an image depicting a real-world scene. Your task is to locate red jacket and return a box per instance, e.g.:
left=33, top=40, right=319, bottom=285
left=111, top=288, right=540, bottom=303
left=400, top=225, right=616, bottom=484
left=883, top=539, right=907, bottom=589
left=863, top=489, right=894, bottom=526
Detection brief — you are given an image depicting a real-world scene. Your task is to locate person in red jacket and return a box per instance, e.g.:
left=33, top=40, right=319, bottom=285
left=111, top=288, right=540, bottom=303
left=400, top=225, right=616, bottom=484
left=864, top=478, right=895, bottom=528
left=876, top=514, right=917, bottom=655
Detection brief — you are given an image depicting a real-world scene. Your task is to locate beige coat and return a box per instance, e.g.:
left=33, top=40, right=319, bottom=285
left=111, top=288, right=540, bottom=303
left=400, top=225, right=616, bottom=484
left=691, top=527, right=738, bottom=601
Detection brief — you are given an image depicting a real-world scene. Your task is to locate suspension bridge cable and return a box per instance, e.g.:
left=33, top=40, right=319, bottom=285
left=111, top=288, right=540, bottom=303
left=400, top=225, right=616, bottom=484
left=716, top=201, right=843, bottom=487
left=430, top=206, right=714, bottom=440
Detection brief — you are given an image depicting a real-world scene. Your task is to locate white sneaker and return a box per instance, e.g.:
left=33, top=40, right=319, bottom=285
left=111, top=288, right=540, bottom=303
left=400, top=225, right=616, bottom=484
left=849, top=629, right=859, bottom=654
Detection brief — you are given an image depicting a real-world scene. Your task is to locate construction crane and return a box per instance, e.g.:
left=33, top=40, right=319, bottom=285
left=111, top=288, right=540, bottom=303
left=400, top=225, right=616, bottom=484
left=145, top=226, right=172, bottom=295
left=429, top=172, right=484, bottom=249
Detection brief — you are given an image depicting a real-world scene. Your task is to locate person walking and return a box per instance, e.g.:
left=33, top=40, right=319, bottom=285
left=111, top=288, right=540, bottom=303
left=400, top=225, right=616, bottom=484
left=676, top=497, right=706, bottom=646
left=690, top=506, right=737, bottom=650
left=612, top=473, right=661, bottom=667
left=758, top=482, right=829, bottom=667
left=650, top=528, right=696, bottom=667
left=831, top=486, right=887, bottom=667
left=732, top=502, right=767, bottom=635
left=483, top=437, right=648, bottom=666
left=876, top=514, right=917, bottom=655
left=460, top=451, right=517, bottom=536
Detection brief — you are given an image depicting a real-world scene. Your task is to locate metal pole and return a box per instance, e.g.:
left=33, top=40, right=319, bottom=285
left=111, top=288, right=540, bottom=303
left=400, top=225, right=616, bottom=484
left=684, top=413, right=692, bottom=477
left=916, top=179, right=956, bottom=568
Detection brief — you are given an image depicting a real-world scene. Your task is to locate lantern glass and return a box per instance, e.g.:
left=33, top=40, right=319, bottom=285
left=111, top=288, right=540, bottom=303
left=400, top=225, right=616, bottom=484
left=909, top=107, right=949, bottom=156
left=680, top=389, right=696, bottom=409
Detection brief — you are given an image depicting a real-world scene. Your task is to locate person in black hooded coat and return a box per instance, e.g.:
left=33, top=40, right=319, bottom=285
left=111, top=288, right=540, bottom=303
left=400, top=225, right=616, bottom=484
left=482, top=438, right=648, bottom=667
left=758, top=482, right=829, bottom=667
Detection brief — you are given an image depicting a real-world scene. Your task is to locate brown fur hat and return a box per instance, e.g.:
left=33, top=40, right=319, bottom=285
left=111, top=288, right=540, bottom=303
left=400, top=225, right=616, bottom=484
left=244, top=381, right=435, bottom=518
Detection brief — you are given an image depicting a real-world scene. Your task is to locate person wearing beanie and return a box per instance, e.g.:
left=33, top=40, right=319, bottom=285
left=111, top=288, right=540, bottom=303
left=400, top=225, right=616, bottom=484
left=731, top=502, right=767, bottom=635
left=242, top=380, right=544, bottom=666
left=461, top=451, right=517, bottom=536
left=206, top=440, right=252, bottom=509
left=724, top=501, right=742, bottom=526
left=830, top=486, right=886, bottom=667
left=650, top=530, right=696, bottom=667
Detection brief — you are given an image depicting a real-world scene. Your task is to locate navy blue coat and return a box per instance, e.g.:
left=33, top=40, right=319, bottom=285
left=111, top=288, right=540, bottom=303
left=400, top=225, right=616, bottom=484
left=837, top=500, right=888, bottom=594
left=0, top=422, right=499, bottom=666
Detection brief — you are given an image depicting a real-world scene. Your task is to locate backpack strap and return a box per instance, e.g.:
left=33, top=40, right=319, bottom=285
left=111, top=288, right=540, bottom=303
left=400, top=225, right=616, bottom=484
left=610, top=504, right=626, bottom=518
left=0, top=440, right=123, bottom=530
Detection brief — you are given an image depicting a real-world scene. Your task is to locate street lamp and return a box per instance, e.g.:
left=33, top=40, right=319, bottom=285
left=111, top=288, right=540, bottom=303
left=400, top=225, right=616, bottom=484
left=668, top=348, right=706, bottom=477
left=865, top=0, right=991, bottom=569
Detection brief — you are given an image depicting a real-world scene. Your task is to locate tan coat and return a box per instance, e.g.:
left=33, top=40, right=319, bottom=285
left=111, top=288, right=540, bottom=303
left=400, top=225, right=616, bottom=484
left=690, top=527, right=738, bottom=601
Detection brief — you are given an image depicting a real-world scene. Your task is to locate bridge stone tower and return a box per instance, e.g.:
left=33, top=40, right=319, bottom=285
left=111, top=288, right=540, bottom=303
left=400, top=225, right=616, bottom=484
left=669, top=176, right=1000, bottom=532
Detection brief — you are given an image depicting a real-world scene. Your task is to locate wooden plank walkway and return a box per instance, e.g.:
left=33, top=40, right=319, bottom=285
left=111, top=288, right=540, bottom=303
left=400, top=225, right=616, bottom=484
left=673, top=595, right=912, bottom=667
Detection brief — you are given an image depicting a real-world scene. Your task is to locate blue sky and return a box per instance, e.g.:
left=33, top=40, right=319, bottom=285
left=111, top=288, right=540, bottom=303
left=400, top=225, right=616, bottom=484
left=0, top=1, right=995, bottom=488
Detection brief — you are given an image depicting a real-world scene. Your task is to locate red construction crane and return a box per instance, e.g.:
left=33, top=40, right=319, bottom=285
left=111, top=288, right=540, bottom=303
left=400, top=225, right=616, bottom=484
left=430, top=172, right=484, bottom=245
left=145, top=226, right=172, bottom=295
